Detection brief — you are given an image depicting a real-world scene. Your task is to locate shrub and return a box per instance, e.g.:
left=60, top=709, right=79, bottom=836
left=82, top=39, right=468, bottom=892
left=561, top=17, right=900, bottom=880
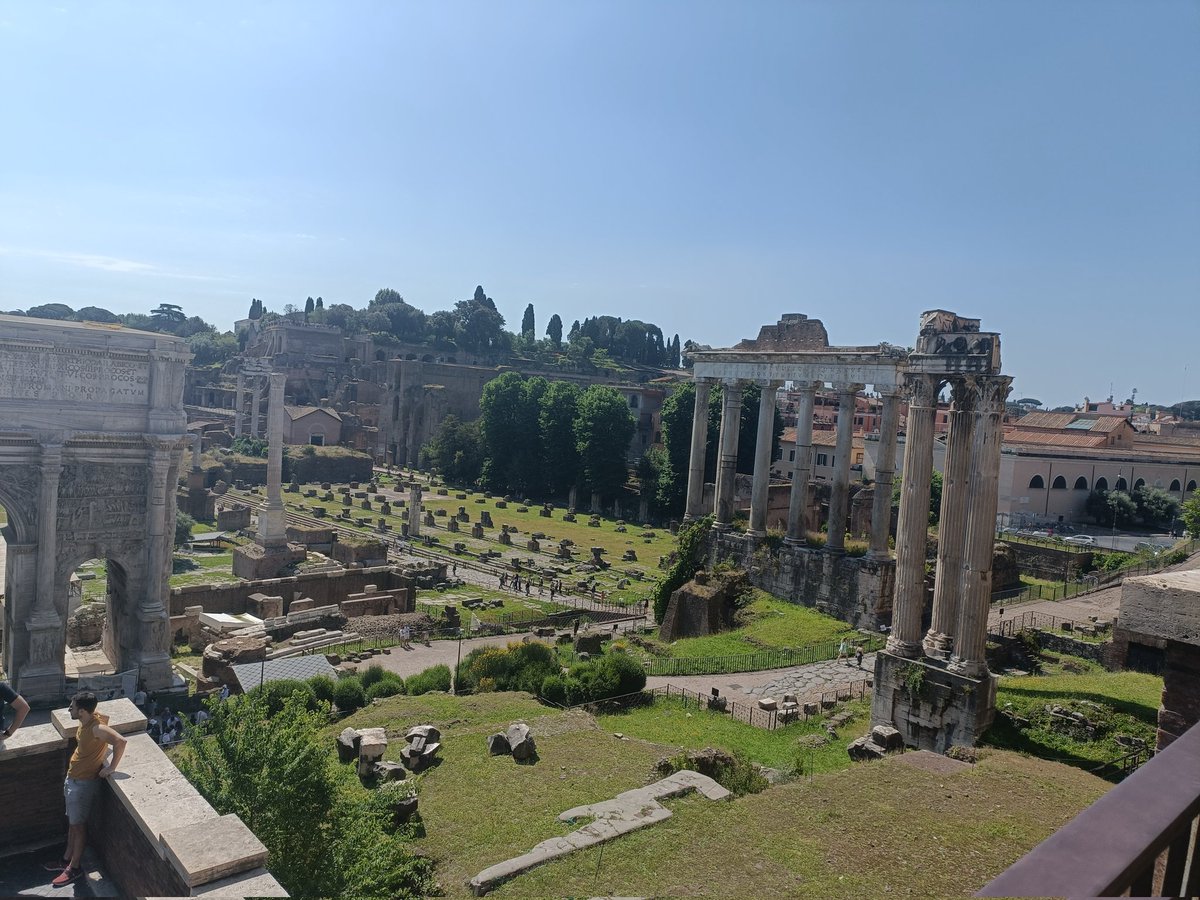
left=307, top=675, right=337, bottom=704
left=359, top=665, right=390, bottom=690
left=366, top=677, right=405, bottom=701
left=457, top=640, right=558, bottom=694
left=250, top=678, right=318, bottom=717
left=406, top=664, right=452, bottom=696
left=332, top=676, right=367, bottom=713
left=542, top=650, right=646, bottom=706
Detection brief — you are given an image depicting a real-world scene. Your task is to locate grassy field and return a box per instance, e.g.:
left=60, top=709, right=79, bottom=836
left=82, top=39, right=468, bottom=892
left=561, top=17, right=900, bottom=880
left=628, top=589, right=862, bottom=660
left=330, top=691, right=1108, bottom=899
left=231, top=471, right=675, bottom=604
left=595, top=696, right=870, bottom=772
left=170, top=549, right=243, bottom=588
left=986, top=653, right=1161, bottom=773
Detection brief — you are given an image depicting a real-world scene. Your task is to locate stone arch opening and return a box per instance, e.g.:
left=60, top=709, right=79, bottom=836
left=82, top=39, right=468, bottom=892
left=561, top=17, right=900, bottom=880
left=1188, top=479, right=1198, bottom=493
left=1134, top=478, right=1145, bottom=491
left=1074, top=476, right=1089, bottom=490
left=1116, top=477, right=1128, bottom=491
left=61, top=544, right=139, bottom=678
left=1028, top=474, right=1045, bottom=489
left=1096, top=476, right=1109, bottom=492
left=1051, top=475, right=1067, bottom=490
left=1170, top=479, right=1181, bottom=492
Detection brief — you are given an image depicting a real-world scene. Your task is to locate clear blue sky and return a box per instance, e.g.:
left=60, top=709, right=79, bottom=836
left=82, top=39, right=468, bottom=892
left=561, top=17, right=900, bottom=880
left=2, top=1, right=1197, bottom=408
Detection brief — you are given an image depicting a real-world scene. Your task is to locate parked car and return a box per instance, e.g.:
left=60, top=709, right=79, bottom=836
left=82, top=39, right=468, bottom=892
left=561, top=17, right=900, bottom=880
left=1063, top=534, right=1096, bottom=546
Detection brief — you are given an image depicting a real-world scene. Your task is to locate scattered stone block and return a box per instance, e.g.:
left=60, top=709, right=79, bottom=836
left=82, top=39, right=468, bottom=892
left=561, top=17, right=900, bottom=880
left=372, top=761, right=407, bottom=781
left=336, top=727, right=361, bottom=763
left=487, top=732, right=511, bottom=756
left=506, top=722, right=536, bottom=761
left=871, top=725, right=904, bottom=752
left=847, top=736, right=886, bottom=761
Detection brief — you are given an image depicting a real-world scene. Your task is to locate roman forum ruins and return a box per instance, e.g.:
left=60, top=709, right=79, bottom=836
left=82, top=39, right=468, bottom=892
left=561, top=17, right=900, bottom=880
left=687, top=311, right=1011, bottom=750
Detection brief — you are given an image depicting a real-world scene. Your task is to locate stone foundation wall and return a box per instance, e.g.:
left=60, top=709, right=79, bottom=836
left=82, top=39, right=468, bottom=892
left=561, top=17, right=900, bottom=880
left=870, top=652, right=997, bottom=751
left=999, top=540, right=1092, bottom=581
left=711, top=532, right=895, bottom=631
left=169, top=565, right=415, bottom=616
left=0, top=725, right=69, bottom=849
left=232, top=543, right=308, bottom=580
left=1158, top=641, right=1200, bottom=749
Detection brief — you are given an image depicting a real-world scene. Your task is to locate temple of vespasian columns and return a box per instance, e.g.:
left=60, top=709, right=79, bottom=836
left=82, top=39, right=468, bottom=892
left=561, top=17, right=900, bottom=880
left=687, top=311, right=1011, bottom=750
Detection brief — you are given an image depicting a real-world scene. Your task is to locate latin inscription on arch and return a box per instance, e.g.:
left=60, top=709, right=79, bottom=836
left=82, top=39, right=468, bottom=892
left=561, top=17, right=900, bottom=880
left=0, top=348, right=150, bottom=404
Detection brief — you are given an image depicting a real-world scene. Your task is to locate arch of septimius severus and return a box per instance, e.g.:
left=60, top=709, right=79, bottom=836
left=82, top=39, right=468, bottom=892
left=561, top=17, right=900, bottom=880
left=687, top=310, right=1011, bottom=750
left=0, top=314, right=190, bottom=703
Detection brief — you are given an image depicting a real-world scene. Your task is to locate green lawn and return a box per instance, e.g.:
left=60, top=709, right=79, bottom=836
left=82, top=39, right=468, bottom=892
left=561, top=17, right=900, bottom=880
left=232, top=472, right=674, bottom=604
left=595, top=696, right=870, bottom=772
left=986, top=656, right=1161, bottom=775
left=331, top=691, right=1108, bottom=899
left=169, top=550, right=242, bottom=588
left=630, top=589, right=861, bottom=660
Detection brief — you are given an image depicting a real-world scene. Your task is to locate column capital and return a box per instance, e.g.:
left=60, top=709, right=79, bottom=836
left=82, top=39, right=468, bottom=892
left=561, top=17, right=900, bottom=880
left=969, top=374, right=1012, bottom=412
left=903, top=372, right=941, bottom=408
left=721, top=377, right=744, bottom=390
left=40, top=443, right=64, bottom=469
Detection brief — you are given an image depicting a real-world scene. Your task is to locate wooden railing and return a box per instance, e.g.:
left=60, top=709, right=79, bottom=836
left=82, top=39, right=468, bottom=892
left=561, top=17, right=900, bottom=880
left=977, top=721, right=1200, bottom=898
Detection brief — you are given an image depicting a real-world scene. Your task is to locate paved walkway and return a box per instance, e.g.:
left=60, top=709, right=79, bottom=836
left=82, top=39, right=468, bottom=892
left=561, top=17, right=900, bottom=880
left=646, top=653, right=875, bottom=705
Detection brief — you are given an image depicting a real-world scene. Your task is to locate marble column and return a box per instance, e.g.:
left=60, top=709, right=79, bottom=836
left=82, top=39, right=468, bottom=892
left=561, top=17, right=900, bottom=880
left=683, top=379, right=714, bottom=521
left=825, top=384, right=861, bottom=554
left=866, top=392, right=901, bottom=560
left=250, top=381, right=262, bottom=439
left=923, top=379, right=976, bottom=658
left=950, top=376, right=1011, bottom=677
left=785, top=383, right=818, bottom=545
left=712, top=380, right=743, bottom=530
left=747, top=381, right=780, bottom=537
left=2, top=542, right=37, bottom=680
left=143, top=442, right=175, bottom=610
left=22, top=444, right=65, bottom=694
left=234, top=372, right=245, bottom=437
left=887, top=374, right=939, bottom=658
left=257, top=373, right=288, bottom=548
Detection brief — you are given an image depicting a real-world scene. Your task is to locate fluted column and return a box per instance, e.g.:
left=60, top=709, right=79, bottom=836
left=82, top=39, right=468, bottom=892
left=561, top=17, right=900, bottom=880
left=888, top=374, right=939, bottom=658
left=257, top=372, right=288, bottom=547
left=785, top=383, right=818, bottom=545
left=923, top=379, right=976, bottom=658
left=825, top=383, right=861, bottom=554
left=250, top=381, right=262, bottom=439
left=867, top=392, right=901, bottom=559
left=747, top=381, right=781, bottom=537
left=712, top=380, right=743, bottom=530
left=950, top=376, right=1011, bottom=677
left=234, top=372, right=245, bottom=436
left=683, top=379, right=714, bottom=521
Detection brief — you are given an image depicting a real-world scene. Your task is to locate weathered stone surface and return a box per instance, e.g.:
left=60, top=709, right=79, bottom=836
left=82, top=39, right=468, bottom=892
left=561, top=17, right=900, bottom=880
left=870, top=724, right=905, bottom=752
left=336, top=727, right=360, bottom=763
left=487, top=732, right=511, bottom=755
left=573, top=633, right=603, bottom=655
left=469, top=770, right=729, bottom=895
left=847, top=735, right=886, bottom=761
left=406, top=724, right=441, bottom=743
left=160, top=813, right=268, bottom=887
left=372, top=761, right=407, bottom=781
left=390, top=795, right=419, bottom=827
left=506, top=722, right=536, bottom=760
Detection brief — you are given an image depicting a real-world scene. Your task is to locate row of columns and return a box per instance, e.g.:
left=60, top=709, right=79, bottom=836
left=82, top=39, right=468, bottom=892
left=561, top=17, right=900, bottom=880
left=888, top=372, right=1011, bottom=677
left=683, top=378, right=899, bottom=557
left=232, top=371, right=265, bottom=439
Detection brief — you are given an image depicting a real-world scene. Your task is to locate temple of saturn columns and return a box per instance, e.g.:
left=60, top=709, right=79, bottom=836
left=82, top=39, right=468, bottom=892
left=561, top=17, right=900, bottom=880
left=687, top=310, right=1011, bottom=750
left=0, top=314, right=191, bottom=703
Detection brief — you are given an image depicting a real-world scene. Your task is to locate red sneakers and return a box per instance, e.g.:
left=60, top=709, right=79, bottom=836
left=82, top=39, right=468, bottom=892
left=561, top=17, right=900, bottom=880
left=51, top=866, right=83, bottom=887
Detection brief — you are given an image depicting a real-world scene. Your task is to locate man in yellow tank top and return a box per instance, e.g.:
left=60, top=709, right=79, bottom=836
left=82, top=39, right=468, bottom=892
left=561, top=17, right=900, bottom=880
left=48, top=692, right=128, bottom=888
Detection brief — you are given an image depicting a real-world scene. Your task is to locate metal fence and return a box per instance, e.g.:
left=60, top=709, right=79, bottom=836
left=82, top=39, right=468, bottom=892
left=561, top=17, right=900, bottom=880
left=642, top=634, right=885, bottom=677
left=571, top=679, right=873, bottom=731
left=990, top=538, right=1197, bottom=607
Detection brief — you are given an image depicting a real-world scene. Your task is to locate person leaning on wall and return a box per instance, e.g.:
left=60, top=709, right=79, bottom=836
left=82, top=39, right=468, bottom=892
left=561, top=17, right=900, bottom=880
left=0, top=678, right=31, bottom=738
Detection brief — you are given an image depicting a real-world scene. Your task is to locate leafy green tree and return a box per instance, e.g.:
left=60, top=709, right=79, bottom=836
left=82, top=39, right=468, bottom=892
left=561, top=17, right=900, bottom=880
left=187, top=331, right=239, bottom=365
left=546, top=313, right=563, bottom=350
left=1086, top=489, right=1137, bottom=527
left=151, top=302, right=186, bottom=324
left=539, top=381, right=582, bottom=498
left=637, top=447, right=669, bottom=519
left=304, top=296, right=315, bottom=318
left=735, top=382, right=784, bottom=476
left=1132, top=486, right=1180, bottom=526
left=422, top=415, right=484, bottom=486
left=248, top=298, right=263, bottom=320
left=26, top=302, right=75, bottom=320
left=1181, top=490, right=1200, bottom=537
left=178, top=692, right=434, bottom=899
left=574, top=385, right=635, bottom=502
left=521, top=303, right=535, bottom=340
left=314, top=296, right=323, bottom=310
left=174, top=510, right=195, bottom=547
left=653, top=516, right=711, bottom=622
left=73, top=305, right=121, bottom=323
left=656, top=382, right=718, bottom=515
left=479, top=372, right=531, bottom=493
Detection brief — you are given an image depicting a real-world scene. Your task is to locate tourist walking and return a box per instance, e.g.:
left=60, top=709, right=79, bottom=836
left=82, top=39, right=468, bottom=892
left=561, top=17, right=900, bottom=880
left=837, top=639, right=849, bottom=665
left=855, top=644, right=864, bottom=668
left=47, top=692, right=127, bottom=887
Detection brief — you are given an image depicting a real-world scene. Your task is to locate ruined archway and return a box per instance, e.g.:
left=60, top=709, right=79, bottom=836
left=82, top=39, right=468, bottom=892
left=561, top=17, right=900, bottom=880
left=0, top=314, right=189, bottom=702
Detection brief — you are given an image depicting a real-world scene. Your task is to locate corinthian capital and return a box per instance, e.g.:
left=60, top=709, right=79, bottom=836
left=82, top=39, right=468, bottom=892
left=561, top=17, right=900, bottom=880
left=903, top=373, right=940, bottom=408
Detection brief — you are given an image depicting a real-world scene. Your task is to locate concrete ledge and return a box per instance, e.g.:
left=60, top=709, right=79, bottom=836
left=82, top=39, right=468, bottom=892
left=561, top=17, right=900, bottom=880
left=52, top=698, right=148, bottom=739
left=161, top=814, right=268, bottom=887
left=0, top=722, right=67, bottom=761
left=187, top=868, right=289, bottom=897
left=470, top=770, right=729, bottom=895
left=107, top=733, right=220, bottom=855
